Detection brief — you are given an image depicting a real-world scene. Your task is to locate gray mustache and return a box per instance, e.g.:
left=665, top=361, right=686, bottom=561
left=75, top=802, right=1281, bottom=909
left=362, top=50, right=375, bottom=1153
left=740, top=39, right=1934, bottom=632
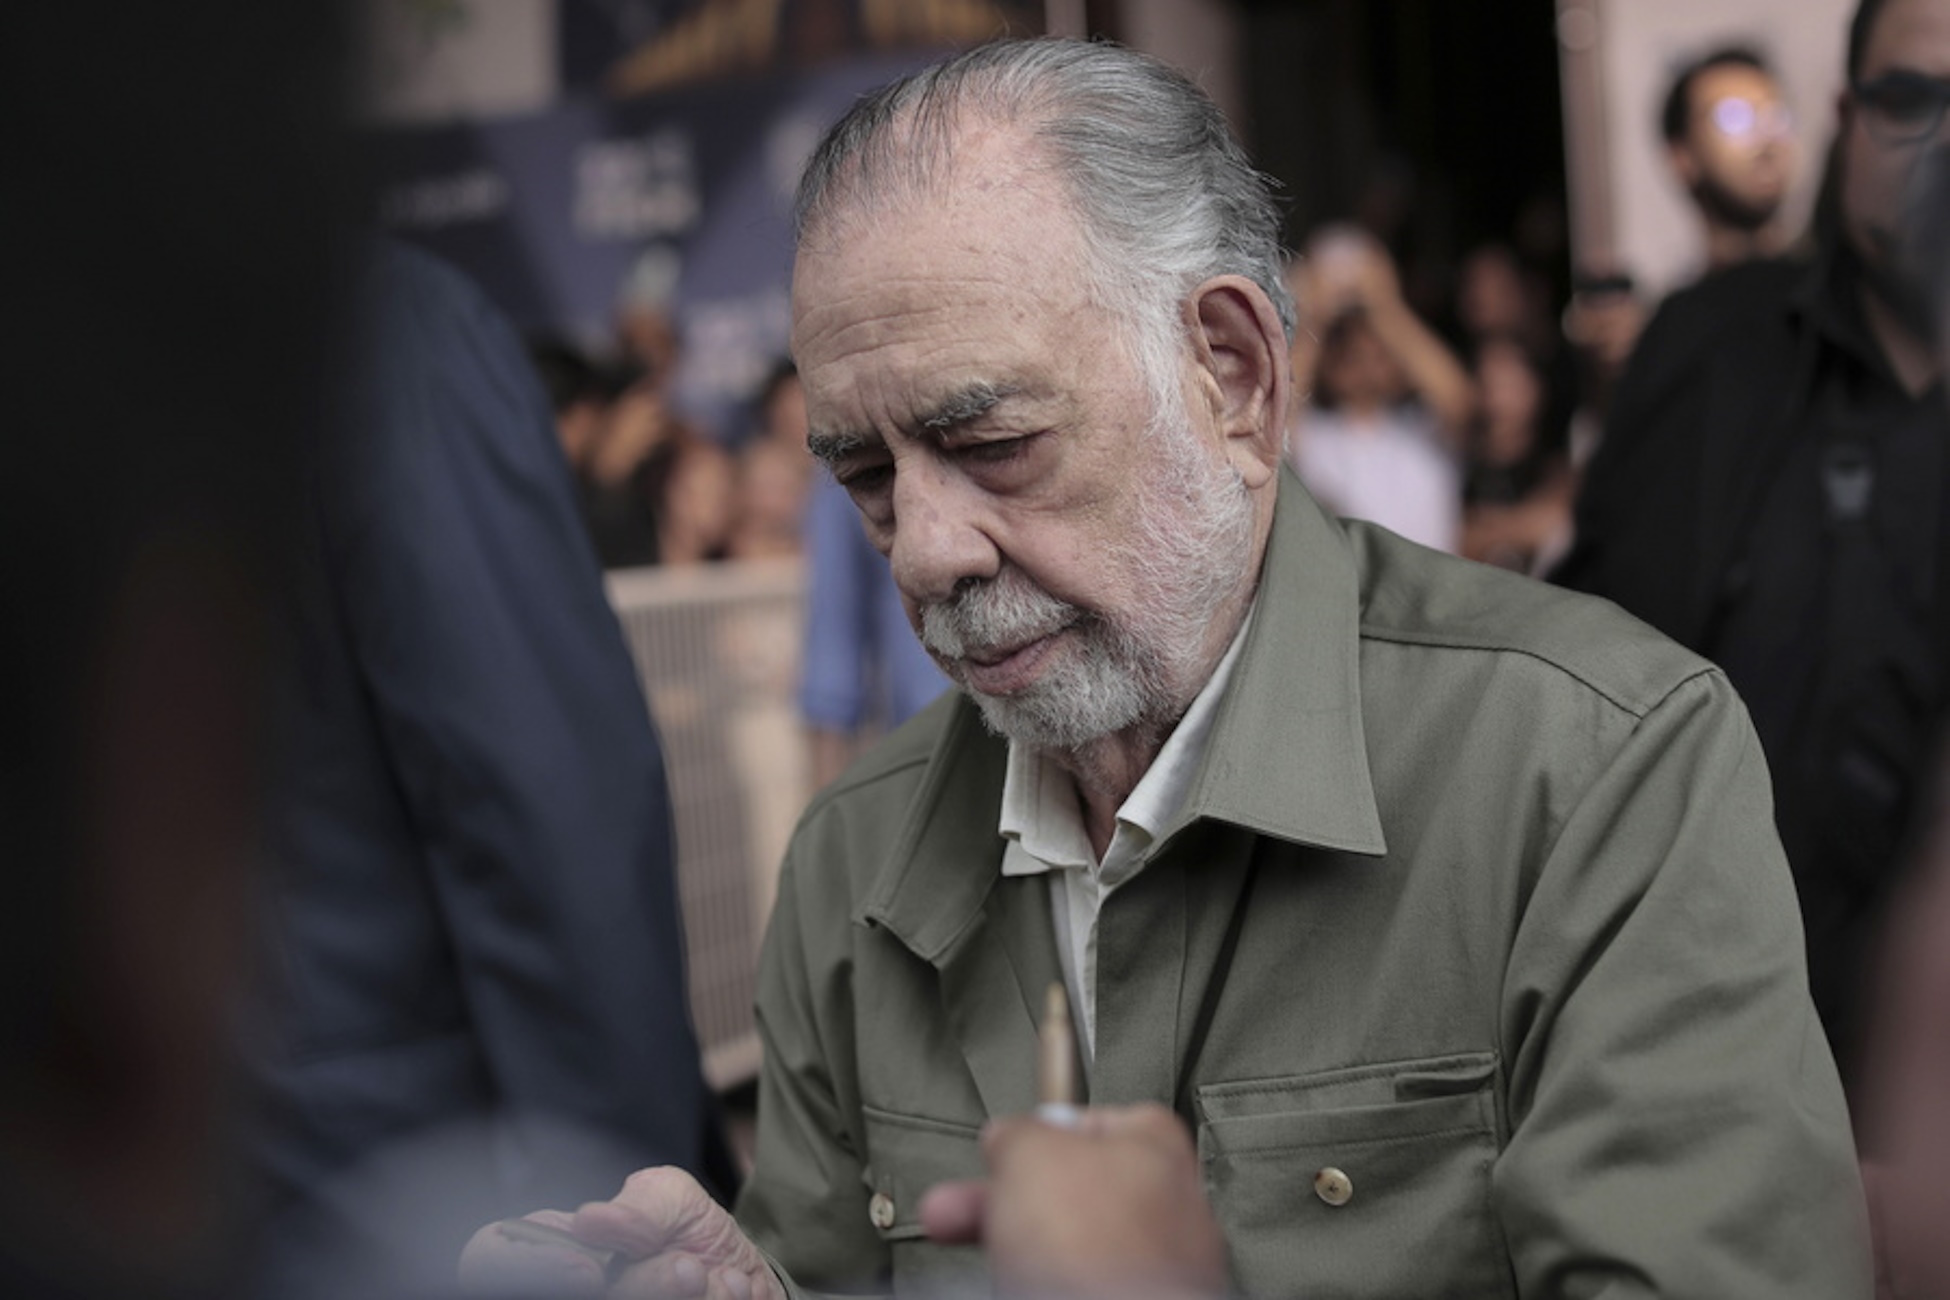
left=919, top=572, right=1078, bottom=661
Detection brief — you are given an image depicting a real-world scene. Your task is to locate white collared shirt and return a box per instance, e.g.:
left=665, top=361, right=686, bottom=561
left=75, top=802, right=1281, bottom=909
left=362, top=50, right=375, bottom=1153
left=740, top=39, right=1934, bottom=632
left=997, top=609, right=1255, bottom=1071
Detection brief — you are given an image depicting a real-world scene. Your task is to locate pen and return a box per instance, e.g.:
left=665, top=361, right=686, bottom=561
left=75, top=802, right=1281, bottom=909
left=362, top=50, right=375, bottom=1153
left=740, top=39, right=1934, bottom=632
left=1036, top=981, right=1083, bottom=1128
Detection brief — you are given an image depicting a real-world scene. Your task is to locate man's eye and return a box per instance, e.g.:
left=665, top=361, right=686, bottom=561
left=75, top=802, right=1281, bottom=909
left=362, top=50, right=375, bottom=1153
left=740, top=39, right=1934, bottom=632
left=837, top=462, right=893, bottom=495
left=957, top=435, right=1036, bottom=467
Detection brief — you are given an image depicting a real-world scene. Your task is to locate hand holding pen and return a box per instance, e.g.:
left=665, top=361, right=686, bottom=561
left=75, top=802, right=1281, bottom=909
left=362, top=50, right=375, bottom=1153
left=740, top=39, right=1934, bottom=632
left=919, top=983, right=1229, bottom=1299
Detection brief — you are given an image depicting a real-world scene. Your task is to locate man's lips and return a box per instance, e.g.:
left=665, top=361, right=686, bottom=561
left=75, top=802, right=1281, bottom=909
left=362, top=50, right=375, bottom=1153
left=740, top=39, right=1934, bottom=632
left=957, top=627, right=1068, bottom=696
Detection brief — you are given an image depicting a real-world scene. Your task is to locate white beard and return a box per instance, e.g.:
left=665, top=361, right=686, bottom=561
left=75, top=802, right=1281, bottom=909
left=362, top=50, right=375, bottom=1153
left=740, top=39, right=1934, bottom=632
left=918, top=415, right=1256, bottom=755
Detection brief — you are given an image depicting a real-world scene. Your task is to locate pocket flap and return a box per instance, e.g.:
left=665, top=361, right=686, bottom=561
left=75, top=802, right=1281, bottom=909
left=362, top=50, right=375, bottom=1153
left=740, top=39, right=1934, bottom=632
left=859, top=1106, right=984, bottom=1242
left=1197, top=1050, right=1498, bottom=1123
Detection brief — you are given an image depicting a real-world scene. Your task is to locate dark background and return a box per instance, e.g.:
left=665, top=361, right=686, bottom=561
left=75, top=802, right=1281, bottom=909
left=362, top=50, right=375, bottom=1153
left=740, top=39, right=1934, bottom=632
left=1235, top=0, right=1570, bottom=305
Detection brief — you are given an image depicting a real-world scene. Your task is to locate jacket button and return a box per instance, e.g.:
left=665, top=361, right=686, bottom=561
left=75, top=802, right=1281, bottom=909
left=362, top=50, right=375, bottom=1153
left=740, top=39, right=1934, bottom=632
left=869, top=1191, right=897, bottom=1229
left=1314, top=1167, right=1353, bottom=1206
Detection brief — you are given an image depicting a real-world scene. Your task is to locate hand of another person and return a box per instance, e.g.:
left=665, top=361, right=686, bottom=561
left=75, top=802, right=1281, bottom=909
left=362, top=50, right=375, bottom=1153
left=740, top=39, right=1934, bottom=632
left=459, top=1167, right=783, bottom=1300
left=1862, top=862, right=1950, bottom=1300
left=1346, top=235, right=1405, bottom=313
left=1865, top=1113, right=1950, bottom=1299
left=460, top=1209, right=611, bottom=1298
left=1306, top=225, right=1401, bottom=318
left=919, top=1103, right=1228, bottom=1300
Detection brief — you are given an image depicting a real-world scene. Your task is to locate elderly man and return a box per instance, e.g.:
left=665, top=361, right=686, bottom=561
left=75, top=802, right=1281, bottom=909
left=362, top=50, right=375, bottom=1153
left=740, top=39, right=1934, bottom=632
left=466, top=39, right=1868, bottom=1298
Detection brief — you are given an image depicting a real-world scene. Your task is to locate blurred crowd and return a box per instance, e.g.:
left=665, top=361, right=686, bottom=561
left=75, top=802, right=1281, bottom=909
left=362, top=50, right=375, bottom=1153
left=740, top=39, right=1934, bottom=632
left=1276, top=39, right=1805, bottom=580
left=1284, top=226, right=1590, bottom=573
left=526, top=334, right=813, bottom=569
left=523, top=307, right=942, bottom=781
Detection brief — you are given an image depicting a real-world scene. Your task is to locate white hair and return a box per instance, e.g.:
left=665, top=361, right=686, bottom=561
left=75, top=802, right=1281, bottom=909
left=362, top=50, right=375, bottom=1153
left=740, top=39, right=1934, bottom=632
left=795, top=38, right=1293, bottom=425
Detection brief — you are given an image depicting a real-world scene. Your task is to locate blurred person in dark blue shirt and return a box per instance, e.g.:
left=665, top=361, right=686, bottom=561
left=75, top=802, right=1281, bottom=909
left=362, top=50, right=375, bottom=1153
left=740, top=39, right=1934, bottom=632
left=245, top=243, right=734, bottom=1298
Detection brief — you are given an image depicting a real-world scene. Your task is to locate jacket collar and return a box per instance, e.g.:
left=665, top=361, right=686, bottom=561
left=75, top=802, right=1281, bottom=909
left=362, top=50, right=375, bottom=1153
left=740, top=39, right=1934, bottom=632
left=858, top=468, right=1387, bottom=964
left=1164, top=469, right=1386, bottom=857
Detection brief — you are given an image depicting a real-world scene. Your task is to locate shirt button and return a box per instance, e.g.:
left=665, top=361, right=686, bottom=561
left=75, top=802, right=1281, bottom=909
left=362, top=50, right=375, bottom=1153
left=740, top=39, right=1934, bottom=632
left=869, top=1191, right=897, bottom=1230
left=1314, top=1166, right=1354, bottom=1206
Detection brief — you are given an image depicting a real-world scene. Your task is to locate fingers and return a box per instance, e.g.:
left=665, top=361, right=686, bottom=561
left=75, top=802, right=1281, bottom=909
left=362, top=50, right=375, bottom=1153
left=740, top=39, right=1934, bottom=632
left=918, top=1178, right=989, bottom=1244
left=606, top=1252, right=773, bottom=1300
left=1077, top=1102, right=1190, bottom=1143
left=572, top=1166, right=711, bottom=1257
left=706, top=1267, right=753, bottom=1300
left=572, top=1166, right=781, bottom=1300
left=459, top=1168, right=780, bottom=1300
left=458, top=1213, right=607, bottom=1297
left=574, top=1199, right=679, bottom=1258
left=983, top=1102, right=1190, bottom=1160
left=609, top=1250, right=708, bottom=1299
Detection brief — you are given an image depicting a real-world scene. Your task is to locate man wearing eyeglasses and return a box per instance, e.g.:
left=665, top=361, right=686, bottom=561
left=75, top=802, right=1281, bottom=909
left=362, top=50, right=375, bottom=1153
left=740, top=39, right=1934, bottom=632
left=1560, top=0, right=1950, bottom=1132
left=1659, top=45, right=1801, bottom=274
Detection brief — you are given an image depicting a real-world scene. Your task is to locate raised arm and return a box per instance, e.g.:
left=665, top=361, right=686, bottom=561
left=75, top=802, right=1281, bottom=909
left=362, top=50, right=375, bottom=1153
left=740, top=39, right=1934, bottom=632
left=1305, top=227, right=1476, bottom=444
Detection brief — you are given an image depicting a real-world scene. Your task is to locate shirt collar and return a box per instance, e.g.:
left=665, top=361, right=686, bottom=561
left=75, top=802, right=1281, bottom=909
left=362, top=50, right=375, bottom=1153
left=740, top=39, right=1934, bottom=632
left=997, top=753, right=1094, bottom=874
left=998, top=606, right=1257, bottom=878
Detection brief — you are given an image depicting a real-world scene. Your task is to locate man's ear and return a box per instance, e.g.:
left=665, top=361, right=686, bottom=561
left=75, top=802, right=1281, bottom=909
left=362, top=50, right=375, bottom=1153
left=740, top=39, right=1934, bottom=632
left=1185, top=276, right=1288, bottom=490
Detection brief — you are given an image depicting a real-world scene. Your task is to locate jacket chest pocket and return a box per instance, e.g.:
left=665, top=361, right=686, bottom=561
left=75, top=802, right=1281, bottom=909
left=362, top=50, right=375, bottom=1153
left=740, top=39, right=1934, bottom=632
left=1196, top=1052, right=1513, bottom=1300
left=860, top=1106, right=987, bottom=1295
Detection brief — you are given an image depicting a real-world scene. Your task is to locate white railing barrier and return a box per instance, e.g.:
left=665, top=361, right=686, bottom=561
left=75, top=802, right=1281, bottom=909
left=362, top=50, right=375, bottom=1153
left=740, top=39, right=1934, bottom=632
left=606, top=558, right=810, bottom=1090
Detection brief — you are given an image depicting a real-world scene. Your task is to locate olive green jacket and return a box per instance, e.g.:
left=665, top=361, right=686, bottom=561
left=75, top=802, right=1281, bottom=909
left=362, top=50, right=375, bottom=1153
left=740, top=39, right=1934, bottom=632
left=737, top=476, right=1870, bottom=1298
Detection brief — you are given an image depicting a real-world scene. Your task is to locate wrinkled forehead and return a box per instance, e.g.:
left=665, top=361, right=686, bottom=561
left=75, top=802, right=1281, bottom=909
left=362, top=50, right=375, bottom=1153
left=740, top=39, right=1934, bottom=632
left=787, top=169, right=1127, bottom=452
left=791, top=137, right=1097, bottom=342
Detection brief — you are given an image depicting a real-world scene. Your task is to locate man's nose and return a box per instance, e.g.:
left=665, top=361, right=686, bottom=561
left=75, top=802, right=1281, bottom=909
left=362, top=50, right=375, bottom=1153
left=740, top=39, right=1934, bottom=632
left=887, top=459, right=1001, bottom=606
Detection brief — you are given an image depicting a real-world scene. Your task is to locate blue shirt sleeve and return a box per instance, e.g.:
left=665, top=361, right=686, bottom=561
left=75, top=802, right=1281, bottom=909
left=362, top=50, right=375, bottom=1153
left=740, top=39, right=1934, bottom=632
left=799, top=474, right=946, bottom=731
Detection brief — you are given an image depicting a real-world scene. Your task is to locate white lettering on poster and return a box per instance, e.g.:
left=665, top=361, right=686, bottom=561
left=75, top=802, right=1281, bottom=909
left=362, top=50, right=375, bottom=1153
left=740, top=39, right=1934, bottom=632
left=684, top=288, right=793, bottom=407
left=575, top=128, right=701, bottom=241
